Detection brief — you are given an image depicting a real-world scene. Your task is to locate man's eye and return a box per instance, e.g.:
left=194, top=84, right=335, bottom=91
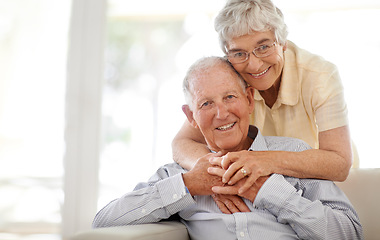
left=201, top=101, right=210, bottom=108
left=226, top=95, right=235, bottom=99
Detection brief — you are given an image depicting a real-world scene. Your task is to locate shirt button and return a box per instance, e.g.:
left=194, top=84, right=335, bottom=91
left=141, top=208, right=146, bottom=213
left=240, top=232, right=245, bottom=237
left=173, top=194, right=178, bottom=199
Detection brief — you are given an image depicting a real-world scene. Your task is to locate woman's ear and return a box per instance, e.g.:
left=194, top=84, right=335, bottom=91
left=282, top=41, right=288, bottom=52
left=246, top=87, right=255, bottom=113
left=182, top=105, right=198, bottom=128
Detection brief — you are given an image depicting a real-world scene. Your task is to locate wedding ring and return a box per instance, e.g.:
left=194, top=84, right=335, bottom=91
left=241, top=168, right=248, bottom=177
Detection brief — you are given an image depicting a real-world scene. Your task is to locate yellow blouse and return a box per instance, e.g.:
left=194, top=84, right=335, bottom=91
left=251, top=41, right=348, bottom=149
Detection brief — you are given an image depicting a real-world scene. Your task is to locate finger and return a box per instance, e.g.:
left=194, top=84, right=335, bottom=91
left=217, top=202, right=232, bottom=214
left=223, top=199, right=240, bottom=214
left=231, top=197, right=250, bottom=213
left=207, top=167, right=225, bottom=177
left=238, top=174, right=259, bottom=195
left=212, top=195, right=232, bottom=214
left=221, top=154, right=232, bottom=169
left=212, top=185, right=239, bottom=195
left=222, top=162, right=243, bottom=184
left=227, top=166, right=248, bottom=185
left=209, top=156, right=223, bottom=167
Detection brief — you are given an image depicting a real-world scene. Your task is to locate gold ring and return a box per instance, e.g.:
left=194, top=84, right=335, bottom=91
left=241, top=168, right=248, bottom=177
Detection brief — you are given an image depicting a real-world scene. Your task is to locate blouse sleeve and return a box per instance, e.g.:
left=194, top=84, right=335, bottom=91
left=312, top=64, right=349, bottom=132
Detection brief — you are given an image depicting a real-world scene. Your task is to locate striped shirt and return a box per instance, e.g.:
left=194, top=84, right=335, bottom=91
left=93, top=127, right=362, bottom=240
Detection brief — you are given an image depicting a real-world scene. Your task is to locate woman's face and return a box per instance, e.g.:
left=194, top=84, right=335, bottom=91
left=226, top=31, right=286, bottom=91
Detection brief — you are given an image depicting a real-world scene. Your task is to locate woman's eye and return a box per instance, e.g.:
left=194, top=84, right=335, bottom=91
left=234, top=52, right=246, bottom=58
left=257, top=45, right=269, bottom=52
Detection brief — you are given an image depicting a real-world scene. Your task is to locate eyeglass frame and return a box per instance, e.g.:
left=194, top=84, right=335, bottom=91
left=225, top=41, right=278, bottom=64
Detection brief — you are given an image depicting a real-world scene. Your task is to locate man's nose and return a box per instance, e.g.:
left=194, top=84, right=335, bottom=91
left=216, top=103, right=229, bottom=119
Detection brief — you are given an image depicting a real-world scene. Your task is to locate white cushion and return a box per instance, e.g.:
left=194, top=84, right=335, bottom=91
left=70, top=221, right=189, bottom=240
left=336, top=168, right=380, bottom=240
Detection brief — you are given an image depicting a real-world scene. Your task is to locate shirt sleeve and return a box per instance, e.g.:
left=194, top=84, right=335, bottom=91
left=254, top=174, right=363, bottom=239
left=312, top=66, right=349, bottom=132
left=92, top=171, right=195, bottom=228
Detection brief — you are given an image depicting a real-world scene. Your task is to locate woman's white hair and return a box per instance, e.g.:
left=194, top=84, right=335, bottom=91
left=214, top=0, right=288, bottom=53
left=183, top=56, right=247, bottom=110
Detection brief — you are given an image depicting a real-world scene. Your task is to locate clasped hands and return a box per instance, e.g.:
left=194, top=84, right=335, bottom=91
left=182, top=151, right=271, bottom=214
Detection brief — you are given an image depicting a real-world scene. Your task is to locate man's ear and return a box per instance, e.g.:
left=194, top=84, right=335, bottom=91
left=182, top=105, right=198, bottom=128
left=246, top=87, right=255, bottom=113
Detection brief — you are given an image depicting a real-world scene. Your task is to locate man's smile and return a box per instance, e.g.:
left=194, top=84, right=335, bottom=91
left=216, top=122, right=236, bottom=131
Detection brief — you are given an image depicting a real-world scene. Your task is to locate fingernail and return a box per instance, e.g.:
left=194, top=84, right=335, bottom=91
left=222, top=178, right=227, bottom=183
left=228, top=181, right=232, bottom=185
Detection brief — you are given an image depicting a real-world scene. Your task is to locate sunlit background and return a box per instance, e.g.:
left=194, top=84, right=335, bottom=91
left=0, top=0, right=379, bottom=239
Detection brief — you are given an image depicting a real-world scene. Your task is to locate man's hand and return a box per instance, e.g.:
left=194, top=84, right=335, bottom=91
left=182, top=153, right=224, bottom=196
left=182, top=152, right=251, bottom=214
left=212, top=194, right=250, bottom=214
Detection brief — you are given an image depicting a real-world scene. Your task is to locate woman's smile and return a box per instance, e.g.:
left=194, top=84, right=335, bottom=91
left=249, top=66, right=271, bottom=78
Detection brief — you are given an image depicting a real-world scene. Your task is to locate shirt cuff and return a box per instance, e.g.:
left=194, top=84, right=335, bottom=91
left=155, top=173, right=195, bottom=214
left=254, top=174, right=298, bottom=216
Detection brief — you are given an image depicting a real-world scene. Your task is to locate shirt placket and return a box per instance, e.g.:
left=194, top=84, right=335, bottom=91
left=234, top=213, right=249, bottom=240
left=270, top=107, right=281, bottom=136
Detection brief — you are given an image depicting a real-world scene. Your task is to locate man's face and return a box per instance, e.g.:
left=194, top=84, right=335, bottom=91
left=185, top=63, right=254, bottom=152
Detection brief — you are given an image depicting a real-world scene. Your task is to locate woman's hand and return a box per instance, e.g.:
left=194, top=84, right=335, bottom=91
left=209, top=150, right=274, bottom=194
left=211, top=176, right=269, bottom=202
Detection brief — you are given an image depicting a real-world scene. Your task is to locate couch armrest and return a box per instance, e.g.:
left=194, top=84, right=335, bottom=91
left=70, top=221, right=189, bottom=240
left=335, top=168, right=380, bottom=240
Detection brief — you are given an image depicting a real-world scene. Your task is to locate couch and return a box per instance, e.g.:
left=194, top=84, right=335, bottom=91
left=71, top=168, right=380, bottom=240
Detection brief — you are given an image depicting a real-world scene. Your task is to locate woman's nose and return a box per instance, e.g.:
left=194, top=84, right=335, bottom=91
left=247, top=53, right=264, bottom=71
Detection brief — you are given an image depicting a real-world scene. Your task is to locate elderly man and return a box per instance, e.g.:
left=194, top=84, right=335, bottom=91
left=93, top=57, right=362, bottom=240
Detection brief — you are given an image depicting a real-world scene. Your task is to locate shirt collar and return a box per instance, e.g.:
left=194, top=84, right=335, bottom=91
left=248, top=125, right=268, bottom=151
left=254, top=41, right=299, bottom=107
left=210, top=125, right=268, bottom=153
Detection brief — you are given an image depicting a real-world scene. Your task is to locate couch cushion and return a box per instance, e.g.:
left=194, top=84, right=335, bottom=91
left=335, top=168, right=380, bottom=240
left=71, top=221, right=189, bottom=240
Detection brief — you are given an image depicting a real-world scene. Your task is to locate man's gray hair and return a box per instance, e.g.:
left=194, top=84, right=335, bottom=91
left=214, top=0, right=288, bottom=54
left=183, top=56, right=247, bottom=110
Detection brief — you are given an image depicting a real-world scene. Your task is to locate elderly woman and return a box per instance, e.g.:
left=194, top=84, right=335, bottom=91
left=172, top=0, right=353, bottom=209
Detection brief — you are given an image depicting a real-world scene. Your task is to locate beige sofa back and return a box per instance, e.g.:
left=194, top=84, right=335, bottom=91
left=335, top=168, right=380, bottom=240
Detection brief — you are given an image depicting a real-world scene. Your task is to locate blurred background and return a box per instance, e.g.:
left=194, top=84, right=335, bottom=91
left=0, top=0, right=379, bottom=239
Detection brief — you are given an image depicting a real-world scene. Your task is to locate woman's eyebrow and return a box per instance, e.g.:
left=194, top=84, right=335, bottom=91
left=256, top=38, right=271, bottom=45
left=227, top=38, right=272, bottom=52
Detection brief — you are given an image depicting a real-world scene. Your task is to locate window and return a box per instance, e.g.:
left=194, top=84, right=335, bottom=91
left=98, top=0, right=225, bottom=208
left=0, top=0, right=70, bottom=239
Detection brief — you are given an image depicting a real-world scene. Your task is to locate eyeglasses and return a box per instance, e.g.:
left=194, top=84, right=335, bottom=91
left=226, top=42, right=277, bottom=64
